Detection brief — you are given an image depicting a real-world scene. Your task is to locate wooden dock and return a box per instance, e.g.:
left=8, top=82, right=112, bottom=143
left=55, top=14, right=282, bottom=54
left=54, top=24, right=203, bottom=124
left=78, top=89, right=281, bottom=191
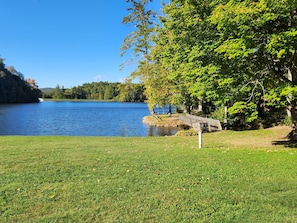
left=179, top=114, right=222, bottom=132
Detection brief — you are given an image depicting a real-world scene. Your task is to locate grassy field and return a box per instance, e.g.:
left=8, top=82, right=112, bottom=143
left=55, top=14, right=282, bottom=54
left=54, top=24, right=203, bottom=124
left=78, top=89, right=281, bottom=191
left=1, top=127, right=297, bottom=222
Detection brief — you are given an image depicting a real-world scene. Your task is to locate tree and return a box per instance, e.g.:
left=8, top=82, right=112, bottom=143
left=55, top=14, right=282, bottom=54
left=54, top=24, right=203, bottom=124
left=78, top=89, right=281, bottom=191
left=0, top=58, right=41, bottom=103
left=26, top=78, right=38, bottom=89
left=7, top=66, right=24, bottom=80
left=152, top=0, right=222, bottom=114
left=150, top=0, right=296, bottom=129
left=52, top=85, right=64, bottom=99
left=121, top=0, right=157, bottom=112
left=121, top=0, right=156, bottom=59
left=121, top=0, right=296, bottom=133
left=210, top=0, right=297, bottom=135
left=117, top=82, right=146, bottom=102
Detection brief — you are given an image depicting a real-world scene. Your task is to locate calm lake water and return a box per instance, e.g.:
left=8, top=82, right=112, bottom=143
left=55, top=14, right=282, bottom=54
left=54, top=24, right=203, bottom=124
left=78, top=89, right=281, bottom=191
left=0, top=101, right=178, bottom=136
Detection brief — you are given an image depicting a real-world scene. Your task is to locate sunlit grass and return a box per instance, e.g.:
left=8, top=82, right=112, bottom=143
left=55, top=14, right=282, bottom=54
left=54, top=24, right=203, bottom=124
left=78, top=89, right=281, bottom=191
left=1, top=128, right=297, bottom=222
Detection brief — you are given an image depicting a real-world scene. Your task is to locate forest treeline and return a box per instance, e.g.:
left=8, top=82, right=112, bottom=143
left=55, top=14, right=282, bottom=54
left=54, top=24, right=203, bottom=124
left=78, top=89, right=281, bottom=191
left=0, top=58, right=41, bottom=103
left=121, top=0, right=297, bottom=133
left=43, top=82, right=146, bottom=102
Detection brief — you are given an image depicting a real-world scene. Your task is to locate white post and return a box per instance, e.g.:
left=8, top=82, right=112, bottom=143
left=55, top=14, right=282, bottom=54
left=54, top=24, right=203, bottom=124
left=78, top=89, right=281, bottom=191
left=198, top=130, right=202, bottom=149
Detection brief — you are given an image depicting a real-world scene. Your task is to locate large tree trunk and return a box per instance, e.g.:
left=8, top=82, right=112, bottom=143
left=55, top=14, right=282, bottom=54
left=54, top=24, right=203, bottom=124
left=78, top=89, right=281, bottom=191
left=168, top=104, right=172, bottom=115
left=224, top=105, right=228, bottom=130
left=287, top=66, right=297, bottom=141
left=287, top=99, right=297, bottom=141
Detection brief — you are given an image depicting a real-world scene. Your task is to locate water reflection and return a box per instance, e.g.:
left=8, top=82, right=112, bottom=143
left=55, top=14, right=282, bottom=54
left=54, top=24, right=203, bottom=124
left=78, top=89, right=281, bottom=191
left=147, top=126, right=178, bottom=136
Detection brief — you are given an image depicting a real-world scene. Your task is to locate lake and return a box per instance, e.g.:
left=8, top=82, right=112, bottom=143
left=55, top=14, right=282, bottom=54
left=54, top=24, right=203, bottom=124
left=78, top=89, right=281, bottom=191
left=0, top=101, right=178, bottom=136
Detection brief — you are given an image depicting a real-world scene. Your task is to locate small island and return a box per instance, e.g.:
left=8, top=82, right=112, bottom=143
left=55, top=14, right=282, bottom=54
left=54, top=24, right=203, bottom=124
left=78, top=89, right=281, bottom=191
left=142, top=114, right=183, bottom=128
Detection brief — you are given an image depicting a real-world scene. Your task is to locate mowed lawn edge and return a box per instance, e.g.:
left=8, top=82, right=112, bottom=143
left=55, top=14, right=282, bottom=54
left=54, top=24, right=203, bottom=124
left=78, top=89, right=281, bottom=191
left=1, top=127, right=297, bottom=222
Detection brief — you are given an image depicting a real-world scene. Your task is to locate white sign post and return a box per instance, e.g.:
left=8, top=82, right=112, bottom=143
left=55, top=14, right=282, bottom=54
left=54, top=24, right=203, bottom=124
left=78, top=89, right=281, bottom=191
left=193, top=123, right=202, bottom=149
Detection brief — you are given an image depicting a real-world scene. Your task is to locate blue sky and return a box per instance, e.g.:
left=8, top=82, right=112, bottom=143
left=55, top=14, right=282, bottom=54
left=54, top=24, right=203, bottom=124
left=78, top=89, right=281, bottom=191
left=0, top=0, right=165, bottom=88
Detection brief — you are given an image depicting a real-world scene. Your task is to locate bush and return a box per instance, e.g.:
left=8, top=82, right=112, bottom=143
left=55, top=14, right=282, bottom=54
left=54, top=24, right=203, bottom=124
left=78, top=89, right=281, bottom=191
left=175, top=128, right=198, bottom=136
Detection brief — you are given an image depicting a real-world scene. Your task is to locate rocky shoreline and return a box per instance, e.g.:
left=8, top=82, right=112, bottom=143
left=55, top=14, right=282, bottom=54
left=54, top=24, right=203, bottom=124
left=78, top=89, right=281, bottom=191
left=142, top=114, right=184, bottom=127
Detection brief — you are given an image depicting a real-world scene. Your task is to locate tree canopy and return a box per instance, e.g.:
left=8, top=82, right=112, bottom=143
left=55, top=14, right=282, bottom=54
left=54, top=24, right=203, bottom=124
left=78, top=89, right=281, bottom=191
left=0, top=58, right=41, bottom=103
left=122, top=0, right=297, bottom=135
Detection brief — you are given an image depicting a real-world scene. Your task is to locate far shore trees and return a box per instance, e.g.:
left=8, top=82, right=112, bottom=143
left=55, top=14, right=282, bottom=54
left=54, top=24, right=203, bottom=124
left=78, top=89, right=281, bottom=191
left=43, top=82, right=146, bottom=102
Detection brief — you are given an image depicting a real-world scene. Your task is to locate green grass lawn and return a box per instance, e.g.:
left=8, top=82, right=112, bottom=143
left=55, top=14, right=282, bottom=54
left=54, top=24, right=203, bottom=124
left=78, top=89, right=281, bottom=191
left=1, top=128, right=297, bottom=222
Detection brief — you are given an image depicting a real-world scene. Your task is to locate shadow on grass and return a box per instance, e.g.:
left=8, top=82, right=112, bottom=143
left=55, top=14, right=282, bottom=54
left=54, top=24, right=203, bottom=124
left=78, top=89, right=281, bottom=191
left=272, top=140, right=297, bottom=148
left=272, top=130, right=297, bottom=148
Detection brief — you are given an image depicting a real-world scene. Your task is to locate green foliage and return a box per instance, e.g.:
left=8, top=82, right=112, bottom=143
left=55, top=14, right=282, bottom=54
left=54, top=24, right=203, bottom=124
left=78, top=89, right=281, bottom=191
left=147, top=0, right=296, bottom=129
left=117, top=82, right=146, bottom=102
left=281, top=86, right=297, bottom=99
left=121, top=0, right=158, bottom=111
left=121, top=0, right=156, bottom=58
left=210, top=105, right=225, bottom=123
left=210, top=0, right=297, bottom=128
left=52, top=85, right=65, bottom=99
left=119, top=0, right=297, bottom=129
left=0, top=58, right=41, bottom=103
left=175, top=128, right=198, bottom=136
left=46, top=82, right=146, bottom=102
left=228, top=101, right=259, bottom=127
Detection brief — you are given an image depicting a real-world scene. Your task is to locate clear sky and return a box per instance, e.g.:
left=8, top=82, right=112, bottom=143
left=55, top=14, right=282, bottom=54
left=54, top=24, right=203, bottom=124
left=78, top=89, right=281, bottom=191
left=0, top=0, right=164, bottom=88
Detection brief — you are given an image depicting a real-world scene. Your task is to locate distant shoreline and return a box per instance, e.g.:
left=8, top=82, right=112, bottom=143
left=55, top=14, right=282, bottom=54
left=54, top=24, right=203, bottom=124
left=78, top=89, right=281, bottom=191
left=42, top=99, right=144, bottom=103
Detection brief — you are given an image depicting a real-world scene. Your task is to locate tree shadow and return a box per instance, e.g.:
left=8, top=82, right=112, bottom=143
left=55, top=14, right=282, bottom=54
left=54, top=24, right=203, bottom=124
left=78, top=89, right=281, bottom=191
left=272, top=130, right=297, bottom=148
left=272, top=140, right=297, bottom=148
